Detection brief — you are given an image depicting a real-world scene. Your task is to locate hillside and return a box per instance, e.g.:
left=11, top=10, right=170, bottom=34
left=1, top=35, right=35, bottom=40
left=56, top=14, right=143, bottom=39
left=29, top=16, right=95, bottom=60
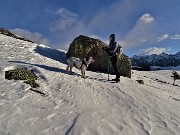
left=0, top=28, right=34, bottom=43
left=0, top=33, right=180, bottom=135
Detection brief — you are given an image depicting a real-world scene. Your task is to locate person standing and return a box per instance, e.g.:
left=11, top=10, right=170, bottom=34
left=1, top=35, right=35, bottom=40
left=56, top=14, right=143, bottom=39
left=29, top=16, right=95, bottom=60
left=107, top=34, right=121, bottom=83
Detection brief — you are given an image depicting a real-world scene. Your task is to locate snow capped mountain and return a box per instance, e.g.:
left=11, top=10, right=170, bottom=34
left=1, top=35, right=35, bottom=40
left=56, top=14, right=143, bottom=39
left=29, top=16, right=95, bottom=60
left=0, top=30, right=180, bottom=135
left=174, top=52, right=180, bottom=59
left=131, top=52, right=180, bottom=68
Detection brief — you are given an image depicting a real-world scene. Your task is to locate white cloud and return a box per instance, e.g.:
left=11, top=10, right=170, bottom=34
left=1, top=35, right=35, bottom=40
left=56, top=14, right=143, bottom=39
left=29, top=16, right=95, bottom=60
left=171, top=34, right=180, bottom=40
left=88, top=0, right=135, bottom=33
left=89, top=35, right=101, bottom=40
left=122, top=13, right=155, bottom=49
left=139, top=13, right=154, bottom=24
left=157, top=34, right=169, bottom=42
left=89, top=35, right=124, bottom=45
left=50, top=7, right=87, bottom=47
left=49, top=5, right=156, bottom=51
left=138, top=47, right=170, bottom=56
left=51, top=8, right=79, bottom=31
left=10, top=28, right=49, bottom=44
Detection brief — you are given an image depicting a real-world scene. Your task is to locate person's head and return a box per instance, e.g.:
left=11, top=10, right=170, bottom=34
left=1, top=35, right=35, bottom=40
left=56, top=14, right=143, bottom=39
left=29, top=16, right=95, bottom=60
left=109, top=34, right=115, bottom=42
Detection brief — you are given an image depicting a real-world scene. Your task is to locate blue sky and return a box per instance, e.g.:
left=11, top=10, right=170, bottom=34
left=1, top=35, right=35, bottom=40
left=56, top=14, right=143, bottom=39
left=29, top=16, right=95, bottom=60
left=0, top=0, right=180, bottom=57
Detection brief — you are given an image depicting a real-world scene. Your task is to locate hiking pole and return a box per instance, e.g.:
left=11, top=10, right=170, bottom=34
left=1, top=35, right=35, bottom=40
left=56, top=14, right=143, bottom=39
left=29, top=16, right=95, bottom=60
left=107, top=55, right=110, bottom=81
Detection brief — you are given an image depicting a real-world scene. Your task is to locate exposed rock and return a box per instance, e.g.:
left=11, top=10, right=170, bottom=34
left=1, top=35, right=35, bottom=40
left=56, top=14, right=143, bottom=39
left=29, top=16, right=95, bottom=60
left=0, top=28, right=34, bottom=43
left=136, top=80, right=144, bottom=84
left=66, top=35, right=131, bottom=78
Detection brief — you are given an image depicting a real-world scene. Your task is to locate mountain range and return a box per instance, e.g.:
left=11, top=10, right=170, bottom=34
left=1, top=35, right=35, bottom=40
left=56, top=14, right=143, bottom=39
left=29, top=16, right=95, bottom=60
left=131, top=52, right=180, bottom=68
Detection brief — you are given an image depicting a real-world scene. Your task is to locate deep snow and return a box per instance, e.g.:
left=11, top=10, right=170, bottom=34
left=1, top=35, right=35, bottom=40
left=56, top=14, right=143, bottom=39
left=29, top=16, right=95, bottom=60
left=0, top=34, right=180, bottom=135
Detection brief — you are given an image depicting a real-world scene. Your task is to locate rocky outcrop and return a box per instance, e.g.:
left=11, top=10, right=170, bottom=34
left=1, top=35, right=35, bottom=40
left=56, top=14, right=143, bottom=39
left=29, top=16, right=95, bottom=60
left=0, top=28, right=34, bottom=43
left=66, top=35, right=131, bottom=78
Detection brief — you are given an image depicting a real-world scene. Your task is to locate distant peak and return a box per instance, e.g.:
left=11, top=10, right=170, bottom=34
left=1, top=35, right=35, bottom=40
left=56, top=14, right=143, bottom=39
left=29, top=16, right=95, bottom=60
left=160, top=52, right=167, bottom=55
left=175, top=52, right=180, bottom=55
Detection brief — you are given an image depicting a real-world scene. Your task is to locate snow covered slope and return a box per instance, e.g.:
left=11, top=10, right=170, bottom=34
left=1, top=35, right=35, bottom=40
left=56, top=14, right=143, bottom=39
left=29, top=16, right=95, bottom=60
left=0, top=34, right=180, bottom=135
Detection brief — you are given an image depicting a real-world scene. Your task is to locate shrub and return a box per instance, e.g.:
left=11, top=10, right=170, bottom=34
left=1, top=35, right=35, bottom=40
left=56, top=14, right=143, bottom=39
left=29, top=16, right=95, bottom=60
left=5, top=68, right=39, bottom=88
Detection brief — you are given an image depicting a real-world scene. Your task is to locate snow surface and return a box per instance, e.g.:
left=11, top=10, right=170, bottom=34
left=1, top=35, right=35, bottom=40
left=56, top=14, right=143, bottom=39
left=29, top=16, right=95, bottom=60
left=0, top=34, right=180, bottom=135
left=150, top=66, right=180, bottom=71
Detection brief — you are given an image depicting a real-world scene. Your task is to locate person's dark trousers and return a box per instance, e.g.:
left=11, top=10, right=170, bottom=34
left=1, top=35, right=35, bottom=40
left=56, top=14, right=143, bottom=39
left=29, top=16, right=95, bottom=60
left=110, top=55, right=120, bottom=80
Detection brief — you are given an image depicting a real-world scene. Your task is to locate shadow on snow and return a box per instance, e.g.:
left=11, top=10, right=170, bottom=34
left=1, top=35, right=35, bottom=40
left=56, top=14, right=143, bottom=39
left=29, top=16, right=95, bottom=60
left=8, top=60, right=80, bottom=77
left=34, top=45, right=68, bottom=64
